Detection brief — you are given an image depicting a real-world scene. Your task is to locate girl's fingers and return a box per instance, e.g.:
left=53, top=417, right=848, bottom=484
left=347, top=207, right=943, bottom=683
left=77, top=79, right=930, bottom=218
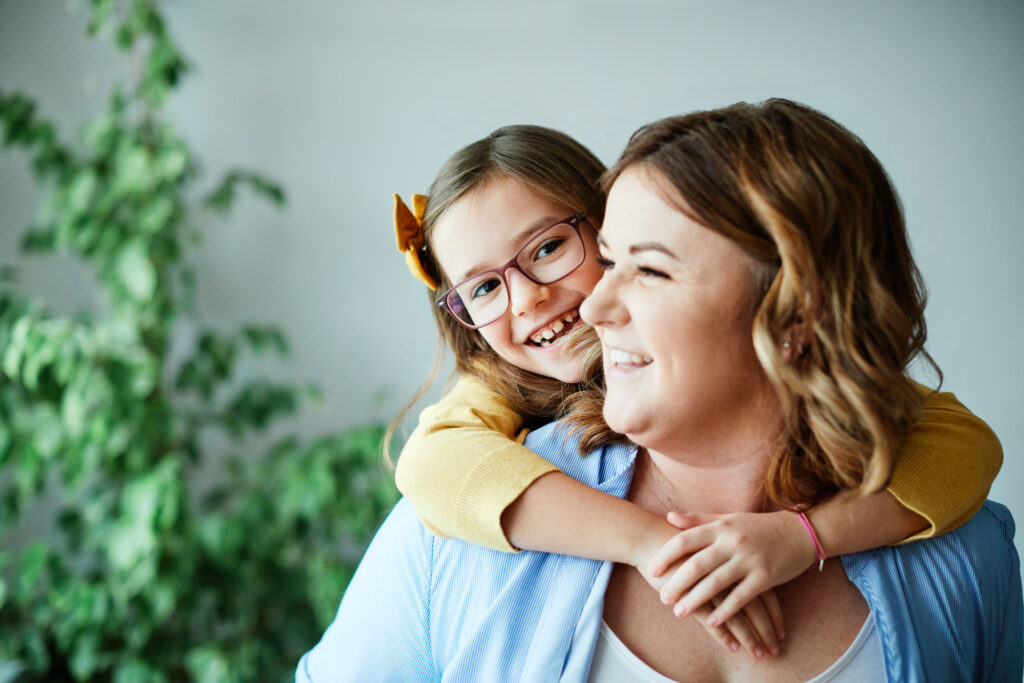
left=658, top=545, right=729, bottom=607
left=647, top=525, right=716, bottom=577
left=761, top=588, right=785, bottom=642
left=732, top=595, right=779, bottom=658
left=692, top=603, right=741, bottom=654
left=709, top=597, right=767, bottom=659
left=705, top=583, right=786, bottom=645
left=670, top=557, right=742, bottom=616
left=666, top=511, right=715, bottom=529
left=703, top=573, right=769, bottom=627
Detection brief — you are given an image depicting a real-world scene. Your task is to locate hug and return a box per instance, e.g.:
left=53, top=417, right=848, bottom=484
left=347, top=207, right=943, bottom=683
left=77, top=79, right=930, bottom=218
left=299, top=99, right=1022, bottom=681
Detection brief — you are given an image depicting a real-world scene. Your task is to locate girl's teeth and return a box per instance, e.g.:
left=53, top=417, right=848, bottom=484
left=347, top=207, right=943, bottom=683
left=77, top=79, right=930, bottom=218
left=529, top=308, right=579, bottom=346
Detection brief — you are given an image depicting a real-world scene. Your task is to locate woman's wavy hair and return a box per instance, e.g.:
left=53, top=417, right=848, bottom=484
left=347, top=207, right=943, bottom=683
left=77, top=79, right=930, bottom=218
left=584, top=99, right=937, bottom=507
left=385, top=125, right=615, bottom=464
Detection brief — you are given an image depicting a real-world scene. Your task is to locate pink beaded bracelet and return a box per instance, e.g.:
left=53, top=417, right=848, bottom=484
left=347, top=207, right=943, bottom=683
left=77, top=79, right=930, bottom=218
left=794, top=510, right=826, bottom=571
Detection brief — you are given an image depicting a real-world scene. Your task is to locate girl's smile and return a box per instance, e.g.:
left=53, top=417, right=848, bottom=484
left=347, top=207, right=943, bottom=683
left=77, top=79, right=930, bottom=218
left=430, top=177, right=603, bottom=383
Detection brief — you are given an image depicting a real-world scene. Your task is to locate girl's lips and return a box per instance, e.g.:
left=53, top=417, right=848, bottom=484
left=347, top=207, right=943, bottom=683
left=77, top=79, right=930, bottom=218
left=526, top=308, right=581, bottom=347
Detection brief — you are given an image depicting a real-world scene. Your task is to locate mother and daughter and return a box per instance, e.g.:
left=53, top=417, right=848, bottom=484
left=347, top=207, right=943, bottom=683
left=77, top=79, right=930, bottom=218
left=299, top=99, right=1020, bottom=681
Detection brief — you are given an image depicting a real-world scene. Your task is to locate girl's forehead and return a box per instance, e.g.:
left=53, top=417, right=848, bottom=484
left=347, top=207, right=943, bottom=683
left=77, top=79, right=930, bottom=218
left=432, top=178, right=573, bottom=278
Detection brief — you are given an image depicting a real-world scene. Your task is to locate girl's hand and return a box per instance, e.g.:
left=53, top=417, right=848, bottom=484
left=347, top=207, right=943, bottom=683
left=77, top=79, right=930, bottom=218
left=648, top=509, right=817, bottom=628
left=694, top=589, right=784, bottom=659
left=635, top=544, right=785, bottom=659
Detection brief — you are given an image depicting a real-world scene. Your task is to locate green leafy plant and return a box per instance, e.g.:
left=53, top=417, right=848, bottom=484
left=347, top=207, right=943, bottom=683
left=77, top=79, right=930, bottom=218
left=0, top=1, right=398, bottom=680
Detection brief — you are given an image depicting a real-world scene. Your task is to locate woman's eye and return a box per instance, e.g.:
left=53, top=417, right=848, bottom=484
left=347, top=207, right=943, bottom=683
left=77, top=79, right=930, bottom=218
left=471, top=279, right=501, bottom=300
left=533, top=238, right=566, bottom=260
left=596, top=257, right=615, bottom=270
left=638, top=266, right=669, bottom=279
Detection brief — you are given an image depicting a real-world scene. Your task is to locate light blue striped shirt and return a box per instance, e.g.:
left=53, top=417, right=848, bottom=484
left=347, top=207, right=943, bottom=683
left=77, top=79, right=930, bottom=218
left=297, top=422, right=1023, bottom=682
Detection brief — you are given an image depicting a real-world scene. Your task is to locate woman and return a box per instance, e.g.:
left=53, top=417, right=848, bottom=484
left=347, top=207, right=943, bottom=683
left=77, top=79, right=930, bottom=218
left=298, top=102, right=1020, bottom=681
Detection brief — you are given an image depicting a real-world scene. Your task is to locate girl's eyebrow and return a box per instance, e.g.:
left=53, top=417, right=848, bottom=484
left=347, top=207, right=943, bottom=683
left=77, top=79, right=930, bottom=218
left=456, top=215, right=561, bottom=282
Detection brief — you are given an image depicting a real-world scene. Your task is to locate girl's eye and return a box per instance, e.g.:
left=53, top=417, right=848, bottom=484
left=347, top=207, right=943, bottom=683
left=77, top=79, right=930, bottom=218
left=596, top=257, right=615, bottom=270
left=533, top=237, right=566, bottom=260
left=471, top=278, right=501, bottom=300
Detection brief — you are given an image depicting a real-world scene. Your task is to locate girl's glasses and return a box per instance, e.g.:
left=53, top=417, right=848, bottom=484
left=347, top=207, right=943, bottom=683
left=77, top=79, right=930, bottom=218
left=437, top=215, right=588, bottom=329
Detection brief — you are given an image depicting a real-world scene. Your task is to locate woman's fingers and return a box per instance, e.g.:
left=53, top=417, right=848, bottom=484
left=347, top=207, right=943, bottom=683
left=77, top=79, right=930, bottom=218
left=647, top=524, right=717, bottom=577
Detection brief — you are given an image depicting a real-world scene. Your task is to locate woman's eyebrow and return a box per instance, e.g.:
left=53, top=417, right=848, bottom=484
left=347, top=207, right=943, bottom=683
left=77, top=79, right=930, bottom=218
left=596, top=235, right=678, bottom=260
left=629, top=242, right=679, bottom=260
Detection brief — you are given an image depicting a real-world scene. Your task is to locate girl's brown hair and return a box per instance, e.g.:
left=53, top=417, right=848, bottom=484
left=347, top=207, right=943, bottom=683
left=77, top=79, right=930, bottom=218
left=385, top=125, right=616, bottom=463
left=586, top=99, right=936, bottom=507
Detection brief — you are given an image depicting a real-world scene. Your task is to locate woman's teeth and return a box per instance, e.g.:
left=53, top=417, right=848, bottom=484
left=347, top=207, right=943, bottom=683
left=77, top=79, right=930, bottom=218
left=608, top=349, right=652, bottom=367
left=530, top=309, right=579, bottom=347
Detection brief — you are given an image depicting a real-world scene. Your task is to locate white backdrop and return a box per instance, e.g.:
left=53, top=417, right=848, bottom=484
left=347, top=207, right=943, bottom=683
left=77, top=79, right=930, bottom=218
left=2, top=0, right=1022, bottom=567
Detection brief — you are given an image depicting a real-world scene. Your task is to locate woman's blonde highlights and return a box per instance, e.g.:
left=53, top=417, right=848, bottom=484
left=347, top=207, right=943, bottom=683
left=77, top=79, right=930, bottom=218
left=592, top=99, right=936, bottom=507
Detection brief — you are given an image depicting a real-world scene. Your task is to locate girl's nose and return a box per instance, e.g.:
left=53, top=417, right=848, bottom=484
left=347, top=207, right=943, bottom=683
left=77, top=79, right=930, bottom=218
left=508, top=269, right=550, bottom=317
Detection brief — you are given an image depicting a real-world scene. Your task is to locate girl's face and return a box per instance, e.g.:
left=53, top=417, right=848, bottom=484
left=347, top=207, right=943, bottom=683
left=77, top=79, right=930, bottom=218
left=430, top=177, right=603, bottom=383
left=581, top=167, right=776, bottom=455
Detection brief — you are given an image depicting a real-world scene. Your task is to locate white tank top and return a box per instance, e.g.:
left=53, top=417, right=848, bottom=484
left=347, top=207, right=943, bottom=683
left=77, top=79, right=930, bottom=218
left=587, top=612, right=885, bottom=682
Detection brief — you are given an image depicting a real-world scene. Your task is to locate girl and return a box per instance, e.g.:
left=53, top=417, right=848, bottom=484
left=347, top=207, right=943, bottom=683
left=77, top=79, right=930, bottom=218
left=388, top=124, right=1002, bottom=657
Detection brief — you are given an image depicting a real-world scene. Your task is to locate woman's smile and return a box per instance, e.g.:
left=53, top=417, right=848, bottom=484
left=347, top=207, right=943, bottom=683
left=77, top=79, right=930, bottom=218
left=582, top=166, right=774, bottom=453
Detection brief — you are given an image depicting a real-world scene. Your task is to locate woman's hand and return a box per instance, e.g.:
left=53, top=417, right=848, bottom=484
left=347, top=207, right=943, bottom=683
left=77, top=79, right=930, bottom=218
left=647, top=509, right=817, bottom=629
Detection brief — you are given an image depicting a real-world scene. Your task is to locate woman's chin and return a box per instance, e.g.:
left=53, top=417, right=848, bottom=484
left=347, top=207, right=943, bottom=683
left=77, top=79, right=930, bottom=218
left=602, top=402, right=641, bottom=440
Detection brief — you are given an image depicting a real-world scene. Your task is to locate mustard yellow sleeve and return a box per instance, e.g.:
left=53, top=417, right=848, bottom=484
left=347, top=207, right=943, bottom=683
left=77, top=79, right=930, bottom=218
left=393, top=375, right=561, bottom=552
left=887, top=382, right=1003, bottom=542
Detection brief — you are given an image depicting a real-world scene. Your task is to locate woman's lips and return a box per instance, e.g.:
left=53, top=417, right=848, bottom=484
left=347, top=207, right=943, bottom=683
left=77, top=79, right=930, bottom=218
left=606, top=348, right=652, bottom=367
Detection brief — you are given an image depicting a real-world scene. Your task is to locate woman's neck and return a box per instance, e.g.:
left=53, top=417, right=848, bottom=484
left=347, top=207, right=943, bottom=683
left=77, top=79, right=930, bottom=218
left=630, top=422, right=785, bottom=515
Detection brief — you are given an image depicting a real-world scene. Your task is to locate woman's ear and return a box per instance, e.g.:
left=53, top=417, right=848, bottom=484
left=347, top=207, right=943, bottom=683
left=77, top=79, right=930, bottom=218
left=780, top=315, right=811, bottom=363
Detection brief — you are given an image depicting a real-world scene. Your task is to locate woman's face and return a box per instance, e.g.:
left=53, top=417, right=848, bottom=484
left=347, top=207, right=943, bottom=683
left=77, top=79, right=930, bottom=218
left=430, top=176, right=604, bottom=383
left=580, top=166, right=775, bottom=454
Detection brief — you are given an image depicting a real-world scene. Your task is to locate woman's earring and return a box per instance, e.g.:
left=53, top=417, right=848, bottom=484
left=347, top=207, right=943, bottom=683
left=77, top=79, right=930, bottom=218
left=782, top=341, right=792, bottom=350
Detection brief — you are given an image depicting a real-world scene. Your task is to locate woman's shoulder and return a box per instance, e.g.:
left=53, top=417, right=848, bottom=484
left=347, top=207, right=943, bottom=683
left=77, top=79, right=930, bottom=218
left=846, top=500, right=1017, bottom=580
left=843, top=501, right=1021, bottom=679
left=523, top=420, right=637, bottom=489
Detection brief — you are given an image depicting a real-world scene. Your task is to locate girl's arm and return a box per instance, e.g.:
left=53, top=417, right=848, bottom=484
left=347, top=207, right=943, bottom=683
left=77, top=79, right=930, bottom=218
left=394, top=374, right=560, bottom=552
left=396, top=374, right=783, bottom=656
left=647, top=384, right=1003, bottom=626
left=886, top=383, right=1003, bottom=539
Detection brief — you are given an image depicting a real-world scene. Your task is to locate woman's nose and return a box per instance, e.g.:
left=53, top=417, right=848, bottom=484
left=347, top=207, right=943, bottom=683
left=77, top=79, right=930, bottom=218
left=580, top=271, right=623, bottom=327
left=507, top=269, right=550, bottom=317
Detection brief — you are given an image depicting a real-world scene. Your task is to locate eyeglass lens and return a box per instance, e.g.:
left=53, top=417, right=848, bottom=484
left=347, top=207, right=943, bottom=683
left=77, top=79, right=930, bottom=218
left=445, top=221, right=584, bottom=328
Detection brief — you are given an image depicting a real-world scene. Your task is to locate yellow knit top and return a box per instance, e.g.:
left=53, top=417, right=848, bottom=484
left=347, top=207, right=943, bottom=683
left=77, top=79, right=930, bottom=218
left=394, top=376, right=1003, bottom=552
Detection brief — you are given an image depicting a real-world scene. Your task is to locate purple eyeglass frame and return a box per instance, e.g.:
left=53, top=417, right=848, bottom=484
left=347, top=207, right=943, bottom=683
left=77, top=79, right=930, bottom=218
left=436, top=214, right=589, bottom=330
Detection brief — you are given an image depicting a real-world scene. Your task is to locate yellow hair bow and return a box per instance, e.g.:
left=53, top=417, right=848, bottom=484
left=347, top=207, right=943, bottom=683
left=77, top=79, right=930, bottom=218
left=393, top=192, right=438, bottom=291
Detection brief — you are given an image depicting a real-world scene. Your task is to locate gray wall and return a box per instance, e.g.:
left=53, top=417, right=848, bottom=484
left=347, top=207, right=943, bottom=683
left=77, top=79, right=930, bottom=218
left=3, top=1, right=1022, bottom=564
